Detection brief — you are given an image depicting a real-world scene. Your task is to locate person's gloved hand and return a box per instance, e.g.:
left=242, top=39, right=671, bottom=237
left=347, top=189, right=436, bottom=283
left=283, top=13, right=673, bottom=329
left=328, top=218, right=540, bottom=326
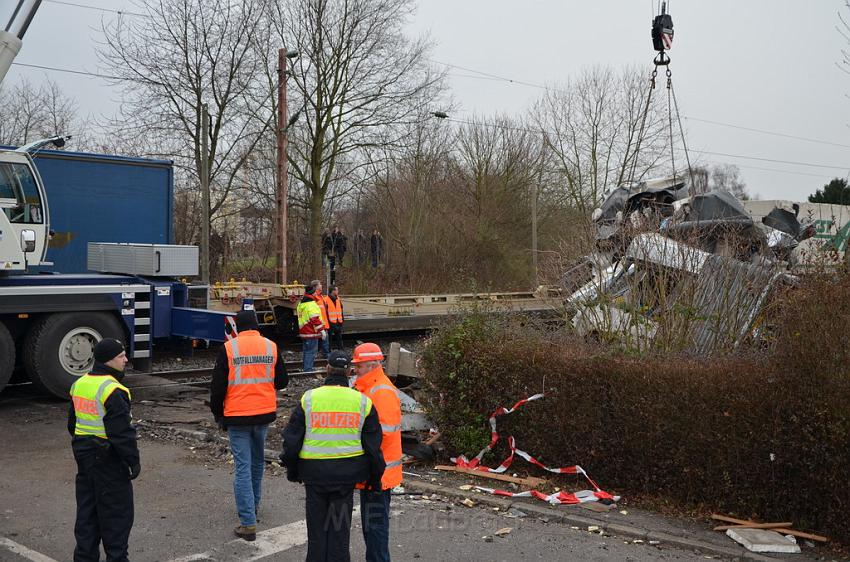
left=215, top=416, right=227, bottom=431
left=320, top=330, right=328, bottom=341
left=367, top=478, right=382, bottom=492
left=129, top=463, right=141, bottom=480
left=286, top=469, right=300, bottom=483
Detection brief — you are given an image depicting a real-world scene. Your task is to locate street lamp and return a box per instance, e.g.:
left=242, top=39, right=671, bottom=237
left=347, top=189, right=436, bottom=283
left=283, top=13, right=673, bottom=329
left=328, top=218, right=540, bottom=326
left=276, top=47, right=299, bottom=285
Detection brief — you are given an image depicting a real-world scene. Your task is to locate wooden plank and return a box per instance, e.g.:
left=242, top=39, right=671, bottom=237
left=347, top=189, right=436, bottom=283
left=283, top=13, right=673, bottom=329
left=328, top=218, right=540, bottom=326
left=435, top=465, right=546, bottom=487
left=710, top=514, right=828, bottom=542
left=771, top=528, right=829, bottom=543
left=713, top=522, right=793, bottom=531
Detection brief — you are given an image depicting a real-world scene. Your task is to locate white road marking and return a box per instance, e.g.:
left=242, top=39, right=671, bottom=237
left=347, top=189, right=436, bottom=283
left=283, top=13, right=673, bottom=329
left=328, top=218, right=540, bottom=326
left=169, top=507, right=359, bottom=562
left=0, top=538, right=60, bottom=562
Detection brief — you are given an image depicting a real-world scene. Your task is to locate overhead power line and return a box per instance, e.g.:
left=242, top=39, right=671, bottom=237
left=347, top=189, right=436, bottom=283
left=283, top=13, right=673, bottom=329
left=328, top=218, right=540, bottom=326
left=11, top=62, right=122, bottom=80
left=42, top=0, right=150, bottom=18
left=428, top=60, right=850, bottom=151
left=684, top=116, right=850, bottom=150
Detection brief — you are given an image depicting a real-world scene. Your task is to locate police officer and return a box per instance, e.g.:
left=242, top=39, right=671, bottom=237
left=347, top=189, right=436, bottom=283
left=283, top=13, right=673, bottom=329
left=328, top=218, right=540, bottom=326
left=209, top=310, right=288, bottom=541
left=68, top=338, right=139, bottom=562
left=281, top=351, right=385, bottom=562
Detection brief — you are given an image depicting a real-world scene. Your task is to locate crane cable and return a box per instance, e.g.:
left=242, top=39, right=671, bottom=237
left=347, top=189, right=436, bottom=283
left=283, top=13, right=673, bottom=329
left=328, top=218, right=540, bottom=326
left=628, top=1, right=692, bottom=187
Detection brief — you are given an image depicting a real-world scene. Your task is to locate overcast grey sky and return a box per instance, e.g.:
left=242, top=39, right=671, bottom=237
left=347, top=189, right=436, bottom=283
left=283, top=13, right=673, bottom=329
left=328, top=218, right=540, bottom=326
left=6, top=0, right=850, bottom=201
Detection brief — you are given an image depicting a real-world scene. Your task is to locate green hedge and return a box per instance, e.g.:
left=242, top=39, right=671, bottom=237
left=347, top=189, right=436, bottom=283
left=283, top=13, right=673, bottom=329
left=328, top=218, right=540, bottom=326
left=419, top=275, right=850, bottom=543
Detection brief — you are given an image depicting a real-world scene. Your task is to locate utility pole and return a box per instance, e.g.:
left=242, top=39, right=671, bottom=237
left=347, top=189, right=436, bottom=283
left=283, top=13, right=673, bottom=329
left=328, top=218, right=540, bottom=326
left=200, top=103, right=210, bottom=284
left=532, top=134, right=544, bottom=289
left=276, top=48, right=290, bottom=285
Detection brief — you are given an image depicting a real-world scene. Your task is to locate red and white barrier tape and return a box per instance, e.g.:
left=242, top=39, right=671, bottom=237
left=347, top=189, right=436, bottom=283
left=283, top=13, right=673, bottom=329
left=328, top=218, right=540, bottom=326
left=475, top=486, right=618, bottom=505
left=450, top=393, right=620, bottom=504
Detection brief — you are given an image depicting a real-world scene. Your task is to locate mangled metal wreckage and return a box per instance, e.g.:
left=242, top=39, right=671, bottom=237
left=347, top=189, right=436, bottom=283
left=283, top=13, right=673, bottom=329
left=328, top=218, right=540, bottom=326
left=564, top=178, right=814, bottom=352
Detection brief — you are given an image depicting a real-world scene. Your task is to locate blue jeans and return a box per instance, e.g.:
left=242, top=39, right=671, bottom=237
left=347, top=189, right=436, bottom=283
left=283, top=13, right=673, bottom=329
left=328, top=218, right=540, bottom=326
left=302, top=338, right=318, bottom=372
left=360, top=489, right=391, bottom=562
left=228, top=425, right=268, bottom=526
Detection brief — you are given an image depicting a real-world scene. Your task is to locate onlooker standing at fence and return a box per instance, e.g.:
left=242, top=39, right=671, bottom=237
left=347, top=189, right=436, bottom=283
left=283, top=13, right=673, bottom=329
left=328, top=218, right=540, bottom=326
left=332, top=226, right=348, bottom=268
left=370, top=229, right=383, bottom=269
left=354, top=229, right=368, bottom=267
left=321, top=230, right=334, bottom=272
left=324, top=285, right=344, bottom=351
left=209, top=310, right=288, bottom=541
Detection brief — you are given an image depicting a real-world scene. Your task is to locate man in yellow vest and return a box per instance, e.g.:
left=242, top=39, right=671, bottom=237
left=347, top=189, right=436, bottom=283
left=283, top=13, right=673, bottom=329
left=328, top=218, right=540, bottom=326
left=209, top=310, right=288, bottom=541
left=351, top=343, right=402, bottom=562
left=68, top=338, right=139, bottom=562
left=324, top=284, right=344, bottom=351
left=281, top=351, right=385, bottom=562
left=298, top=285, right=327, bottom=372
left=311, top=279, right=331, bottom=358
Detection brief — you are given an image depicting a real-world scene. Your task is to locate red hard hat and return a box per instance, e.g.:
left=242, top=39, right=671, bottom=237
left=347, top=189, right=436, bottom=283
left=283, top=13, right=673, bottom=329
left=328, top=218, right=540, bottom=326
left=351, top=342, right=384, bottom=364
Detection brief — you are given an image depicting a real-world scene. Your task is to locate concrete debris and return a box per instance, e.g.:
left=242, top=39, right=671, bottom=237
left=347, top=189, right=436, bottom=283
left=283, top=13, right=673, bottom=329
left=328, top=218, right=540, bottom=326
left=495, top=527, right=513, bottom=537
left=461, top=498, right=476, bottom=508
left=725, top=528, right=801, bottom=554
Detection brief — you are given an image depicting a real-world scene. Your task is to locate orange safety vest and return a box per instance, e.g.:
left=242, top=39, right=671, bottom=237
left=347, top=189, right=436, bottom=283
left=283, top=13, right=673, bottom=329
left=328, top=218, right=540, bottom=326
left=313, top=293, right=330, bottom=330
left=325, top=296, right=343, bottom=324
left=354, top=366, right=402, bottom=489
left=223, top=330, right=278, bottom=417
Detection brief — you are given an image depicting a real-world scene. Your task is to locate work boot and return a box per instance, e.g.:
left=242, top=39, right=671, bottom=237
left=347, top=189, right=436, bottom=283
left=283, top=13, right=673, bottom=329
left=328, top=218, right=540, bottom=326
left=234, top=525, right=256, bottom=542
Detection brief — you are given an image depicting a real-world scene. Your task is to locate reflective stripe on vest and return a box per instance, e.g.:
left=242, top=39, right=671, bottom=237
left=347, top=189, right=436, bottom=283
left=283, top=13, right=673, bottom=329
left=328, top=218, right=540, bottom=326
left=367, top=382, right=404, bottom=479
left=299, top=386, right=371, bottom=460
left=223, top=333, right=278, bottom=417
left=70, top=374, right=130, bottom=438
left=325, top=297, right=342, bottom=324
left=228, top=338, right=274, bottom=385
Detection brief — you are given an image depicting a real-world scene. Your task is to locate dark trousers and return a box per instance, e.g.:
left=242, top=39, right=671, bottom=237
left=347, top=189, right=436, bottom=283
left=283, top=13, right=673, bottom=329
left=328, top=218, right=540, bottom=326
left=73, top=453, right=134, bottom=562
left=360, top=489, right=391, bottom=562
left=329, top=324, right=344, bottom=350
left=305, top=483, right=355, bottom=562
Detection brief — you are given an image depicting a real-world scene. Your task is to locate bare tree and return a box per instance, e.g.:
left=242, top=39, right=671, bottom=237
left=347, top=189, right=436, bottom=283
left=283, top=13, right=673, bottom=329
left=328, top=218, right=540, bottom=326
left=532, top=65, right=669, bottom=215
left=268, top=0, right=446, bottom=273
left=99, top=0, right=274, bottom=255
left=0, top=77, right=83, bottom=145
left=689, top=163, right=749, bottom=199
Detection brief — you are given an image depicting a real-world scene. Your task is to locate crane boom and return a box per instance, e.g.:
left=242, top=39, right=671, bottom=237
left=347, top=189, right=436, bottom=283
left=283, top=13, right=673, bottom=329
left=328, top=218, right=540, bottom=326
left=0, top=0, right=42, bottom=85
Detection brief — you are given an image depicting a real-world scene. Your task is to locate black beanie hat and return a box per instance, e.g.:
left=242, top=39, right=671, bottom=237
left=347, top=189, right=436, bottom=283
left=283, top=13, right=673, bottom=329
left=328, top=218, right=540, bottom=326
left=236, top=310, right=260, bottom=331
left=94, top=338, right=125, bottom=363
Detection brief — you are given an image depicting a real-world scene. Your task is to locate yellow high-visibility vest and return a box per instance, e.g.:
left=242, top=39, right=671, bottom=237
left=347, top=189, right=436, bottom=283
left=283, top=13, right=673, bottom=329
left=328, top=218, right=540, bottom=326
left=70, top=374, right=131, bottom=438
left=299, top=385, right=372, bottom=460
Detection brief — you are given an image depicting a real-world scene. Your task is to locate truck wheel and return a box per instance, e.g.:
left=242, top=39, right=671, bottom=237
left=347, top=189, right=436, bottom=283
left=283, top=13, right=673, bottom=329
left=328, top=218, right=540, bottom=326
left=24, top=313, right=125, bottom=398
left=0, top=322, right=14, bottom=395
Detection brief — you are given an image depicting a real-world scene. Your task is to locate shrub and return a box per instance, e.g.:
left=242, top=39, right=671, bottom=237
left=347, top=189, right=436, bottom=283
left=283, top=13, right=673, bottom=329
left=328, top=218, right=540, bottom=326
left=420, top=276, right=850, bottom=543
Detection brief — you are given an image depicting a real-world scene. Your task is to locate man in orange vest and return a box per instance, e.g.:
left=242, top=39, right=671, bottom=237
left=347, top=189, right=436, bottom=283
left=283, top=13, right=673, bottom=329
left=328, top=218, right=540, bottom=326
left=324, top=285, right=344, bottom=351
left=209, top=310, right=288, bottom=541
left=351, top=343, right=402, bottom=562
left=311, top=279, right=331, bottom=358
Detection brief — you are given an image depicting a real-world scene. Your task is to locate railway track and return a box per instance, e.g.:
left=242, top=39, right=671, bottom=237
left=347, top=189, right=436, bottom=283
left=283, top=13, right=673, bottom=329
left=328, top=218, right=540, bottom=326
left=126, top=358, right=330, bottom=390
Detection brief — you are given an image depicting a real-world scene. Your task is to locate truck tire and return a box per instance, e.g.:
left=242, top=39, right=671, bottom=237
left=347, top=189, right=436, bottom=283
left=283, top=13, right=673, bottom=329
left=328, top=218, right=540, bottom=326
left=0, top=322, right=14, bottom=395
left=24, top=313, right=125, bottom=399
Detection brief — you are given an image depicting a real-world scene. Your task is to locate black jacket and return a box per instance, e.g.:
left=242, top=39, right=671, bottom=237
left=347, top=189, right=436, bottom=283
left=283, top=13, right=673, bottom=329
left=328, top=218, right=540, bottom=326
left=67, top=363, right=140, bottom=469
left=209, top=335, right=288, bottom=426
left=281, top=381, right=385, bottom=488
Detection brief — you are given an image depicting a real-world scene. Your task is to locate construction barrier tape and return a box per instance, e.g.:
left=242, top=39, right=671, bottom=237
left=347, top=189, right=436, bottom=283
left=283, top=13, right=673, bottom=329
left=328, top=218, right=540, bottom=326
left=475, top=486, right=618, bottom=505
left=451, top=393, right=620, bottom=504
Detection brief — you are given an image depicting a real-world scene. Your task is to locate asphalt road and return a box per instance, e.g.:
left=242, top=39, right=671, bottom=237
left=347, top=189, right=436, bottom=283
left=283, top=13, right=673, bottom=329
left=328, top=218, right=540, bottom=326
left=0, top=386, right=807, bottom=561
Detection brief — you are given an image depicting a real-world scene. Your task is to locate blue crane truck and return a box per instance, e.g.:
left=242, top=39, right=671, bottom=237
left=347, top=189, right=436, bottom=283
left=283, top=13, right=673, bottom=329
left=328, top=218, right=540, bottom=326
left=0, top=146, right=232, bottom=398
